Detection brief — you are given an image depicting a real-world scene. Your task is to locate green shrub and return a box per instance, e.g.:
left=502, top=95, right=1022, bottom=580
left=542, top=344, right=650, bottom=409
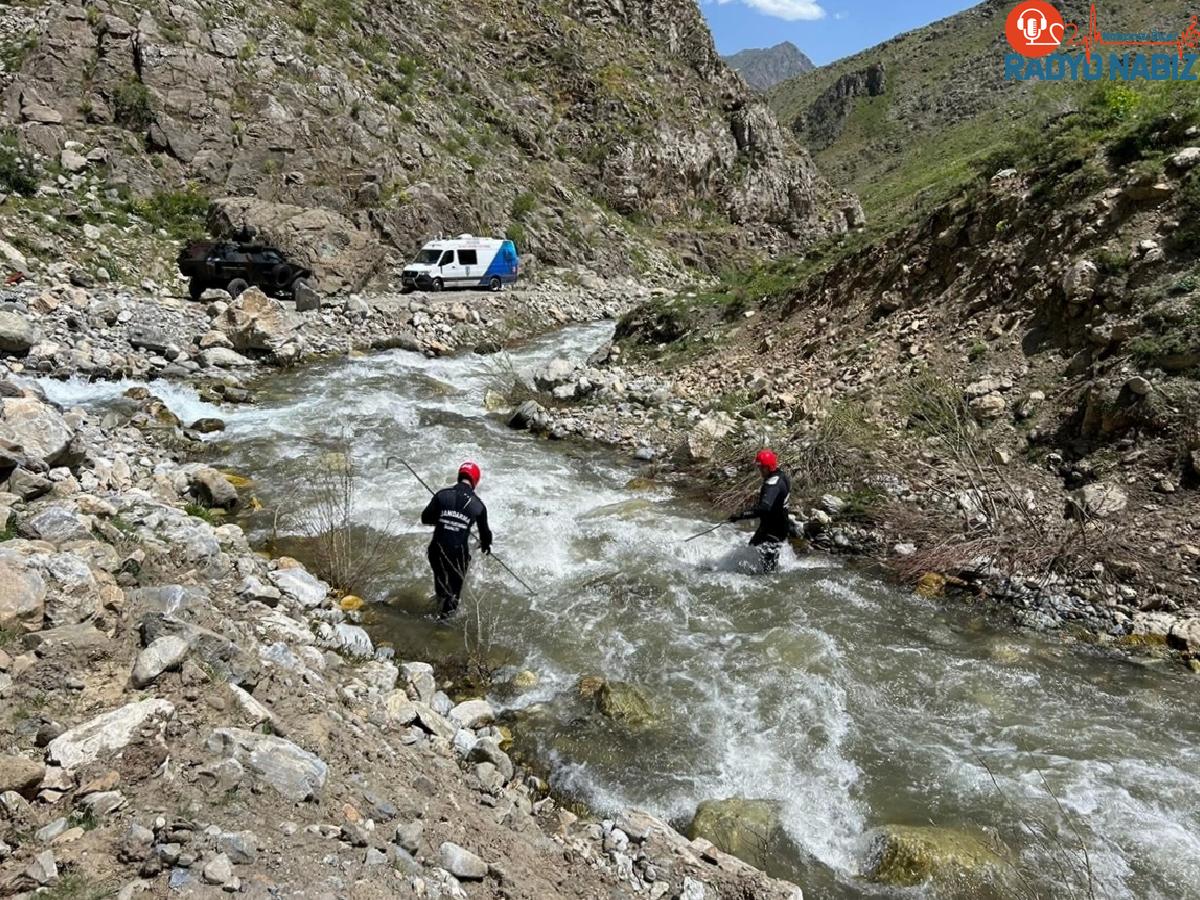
left=1095, top=247, right=1131, bottom=276
left=113, top=79, right=154, bottom=131
left=129, top=184, right=209, bottom=239
left=505, top=222, right=526, bottom=249
left=1171, top=171, right=1200, bottom=254
left=0, top=131, right=37, bottom=196
left=510, top=192, right=537, bottom=221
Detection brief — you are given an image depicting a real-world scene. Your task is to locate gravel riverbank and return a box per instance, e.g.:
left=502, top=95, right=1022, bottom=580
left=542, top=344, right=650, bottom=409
left=0, top=275, right=806, bottom=899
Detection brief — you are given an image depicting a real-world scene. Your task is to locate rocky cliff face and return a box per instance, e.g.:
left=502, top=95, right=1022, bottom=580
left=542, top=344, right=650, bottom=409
left=794, top=64, right=886, bottom=150
left=0, top=0, right=857, bottom=285
left=723, top=42, right=815, bottom=92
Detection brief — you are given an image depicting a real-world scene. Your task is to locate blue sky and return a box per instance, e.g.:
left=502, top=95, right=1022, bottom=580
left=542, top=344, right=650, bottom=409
left=701, top=0, right=979, bottom=64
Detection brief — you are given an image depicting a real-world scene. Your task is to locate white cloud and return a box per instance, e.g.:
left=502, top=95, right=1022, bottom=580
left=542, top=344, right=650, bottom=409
left=740, top=0, right=826, bottom=20
left=704, top=0, right=826, bottom=22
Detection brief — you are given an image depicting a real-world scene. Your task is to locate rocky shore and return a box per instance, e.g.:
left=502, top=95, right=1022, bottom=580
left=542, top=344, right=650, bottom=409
left=0, top=275, right=806, bottom=899
left=502, top=316, right=1200, bottom=673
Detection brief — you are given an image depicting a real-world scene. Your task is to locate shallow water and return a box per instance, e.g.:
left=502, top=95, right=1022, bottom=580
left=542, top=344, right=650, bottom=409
left=47, top=326, right=1200, bottom=898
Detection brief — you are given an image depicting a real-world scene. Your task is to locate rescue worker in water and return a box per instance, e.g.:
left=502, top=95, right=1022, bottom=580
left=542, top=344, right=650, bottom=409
left=728, top=449, right=792, bottom=573
left=421, top=462, right=493, bottom=617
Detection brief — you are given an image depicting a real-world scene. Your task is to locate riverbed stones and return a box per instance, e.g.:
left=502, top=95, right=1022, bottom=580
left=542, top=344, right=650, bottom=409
left=867, top=825, right=1005, bottom=890
left=200, top=347, right=253, bottom=368
left=268, top=566, right=329, bottom=608
left=439, top=841, right=487, bottom=880
left=449, top=699, right=495, bottom=729
left=687, top=799, right=781, bottom=870
left=401, top=661, right=437, bottom=703
left=47, top=699, right=176, bottom=770
left=1167, top=618, right=1200, bottom=653
left=205, top=728, right=328, bottom=801
left=466, top=738, right=513, bottom=783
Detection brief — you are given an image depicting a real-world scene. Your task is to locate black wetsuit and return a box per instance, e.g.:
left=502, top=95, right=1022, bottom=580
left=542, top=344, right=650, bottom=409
left=421, top=479, right=492, bottom=615
left=731, top=469, right=791, bottom=572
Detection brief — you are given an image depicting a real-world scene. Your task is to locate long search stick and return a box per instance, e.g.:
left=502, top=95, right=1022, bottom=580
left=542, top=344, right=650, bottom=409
left=683, top=522, right=727, bottom=543
left=398, top=458, right=536, bottom=596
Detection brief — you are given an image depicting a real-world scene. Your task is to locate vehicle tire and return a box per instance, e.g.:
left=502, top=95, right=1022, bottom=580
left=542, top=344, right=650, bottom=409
left=272, top=264, right=294, bottom=292
left=188, top=278, right=205, bottom=302
left=400, top=286, right=414, bottom=295
left=489, top=276, right=502, bottom=293
left=432, top=278, right=444, bottom=292
left=227, top=278, right=249, bottom=299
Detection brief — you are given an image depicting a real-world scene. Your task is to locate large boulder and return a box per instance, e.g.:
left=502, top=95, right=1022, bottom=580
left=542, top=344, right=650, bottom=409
left=187, top=467, right=239, bottom=510
left=0, top=311, right=38, bottom=355
left=686, top=798, right=782, bottom=870
left=0, top=399, right=75, bottom=466
left=217, top=289, right=297, bottom=354
left=0, top=755, right=45, bottom=798
left=208, top=198, right=382, bottom=293
left=205, top=728, right=328, bottom=801
left=47, top=699, right=176, bottom=770
left=867, top=825, right=1006, bottom=891
left=0, top=556, right=47, bottom=632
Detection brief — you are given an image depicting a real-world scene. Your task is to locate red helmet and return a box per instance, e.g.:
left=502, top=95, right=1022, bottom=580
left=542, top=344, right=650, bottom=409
left=755, top=449, right=778, bottom=470
left=458, top=461, right=481, bottom=487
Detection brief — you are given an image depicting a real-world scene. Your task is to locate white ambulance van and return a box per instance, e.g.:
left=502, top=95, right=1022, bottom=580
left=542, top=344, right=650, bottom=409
left=401, top=235, right=520, bottom=293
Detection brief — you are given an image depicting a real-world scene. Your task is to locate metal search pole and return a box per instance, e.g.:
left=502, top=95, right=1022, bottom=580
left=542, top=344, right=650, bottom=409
left=395, top=457, right=536, bottom=596
left=682, top=522, right=727, bottom=543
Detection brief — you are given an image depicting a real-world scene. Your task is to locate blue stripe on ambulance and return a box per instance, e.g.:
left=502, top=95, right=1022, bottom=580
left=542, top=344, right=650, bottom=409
left=477, top=240, right=520, bottom=286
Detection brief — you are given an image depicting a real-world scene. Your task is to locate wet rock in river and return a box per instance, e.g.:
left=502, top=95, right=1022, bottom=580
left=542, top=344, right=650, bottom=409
left=596, top=681, right=654, bottom=728
left=867, top=825, right=1006, bottom=890
left=686, top=798, right=781, bottom=870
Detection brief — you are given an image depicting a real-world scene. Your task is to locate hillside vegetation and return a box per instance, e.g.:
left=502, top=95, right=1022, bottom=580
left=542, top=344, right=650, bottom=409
left=0, top=0, right=859, bottom=289
left=768, top=0, right=1196, bottom=232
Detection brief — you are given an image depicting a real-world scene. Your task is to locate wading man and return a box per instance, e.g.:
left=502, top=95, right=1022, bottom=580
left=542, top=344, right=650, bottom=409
left=728, top=449, right=791, bottom=573
left=421, top=461, right=492, bottom=617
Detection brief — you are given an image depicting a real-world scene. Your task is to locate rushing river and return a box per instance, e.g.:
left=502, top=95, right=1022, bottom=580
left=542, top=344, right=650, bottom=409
left=41, top=325, right=1200, bottom=898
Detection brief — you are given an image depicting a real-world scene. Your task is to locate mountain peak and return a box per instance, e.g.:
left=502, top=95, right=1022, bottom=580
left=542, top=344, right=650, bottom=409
left=723, top=41, right=816, bottom=92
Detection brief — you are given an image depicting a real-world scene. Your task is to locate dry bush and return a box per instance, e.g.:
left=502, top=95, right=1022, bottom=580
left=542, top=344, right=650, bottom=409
left=460, top=577, right=505, bottom=690
left=294, top=434, right=397, bottom=599
left=977, top=754, right=1098, bottom=900
left=710, top=399, right=882, bottom=513
left=484, top=353, right=545, bottom=408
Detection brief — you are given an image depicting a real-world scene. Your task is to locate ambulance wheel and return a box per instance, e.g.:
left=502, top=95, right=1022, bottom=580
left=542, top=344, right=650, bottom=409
left=432, top=278, right=444, bottom=292
left=489, top=276, right=502, bottom=293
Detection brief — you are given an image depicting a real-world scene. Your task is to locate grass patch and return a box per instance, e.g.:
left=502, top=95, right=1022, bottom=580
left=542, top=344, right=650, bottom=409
left=37, top=874, right=115, bottom=900
left=129, top=184, right=209, bottom=239
left=184, top=503, right=216, bottom=523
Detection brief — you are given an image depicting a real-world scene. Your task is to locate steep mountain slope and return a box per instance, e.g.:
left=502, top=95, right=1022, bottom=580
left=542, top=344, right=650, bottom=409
left=0, top=0, right=860, bottom=289
left=723, top=41, right=814, bottom=91
left=559, top=76, right=1200, bottom=647
left=769, top=0, right=1195, bottom=228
